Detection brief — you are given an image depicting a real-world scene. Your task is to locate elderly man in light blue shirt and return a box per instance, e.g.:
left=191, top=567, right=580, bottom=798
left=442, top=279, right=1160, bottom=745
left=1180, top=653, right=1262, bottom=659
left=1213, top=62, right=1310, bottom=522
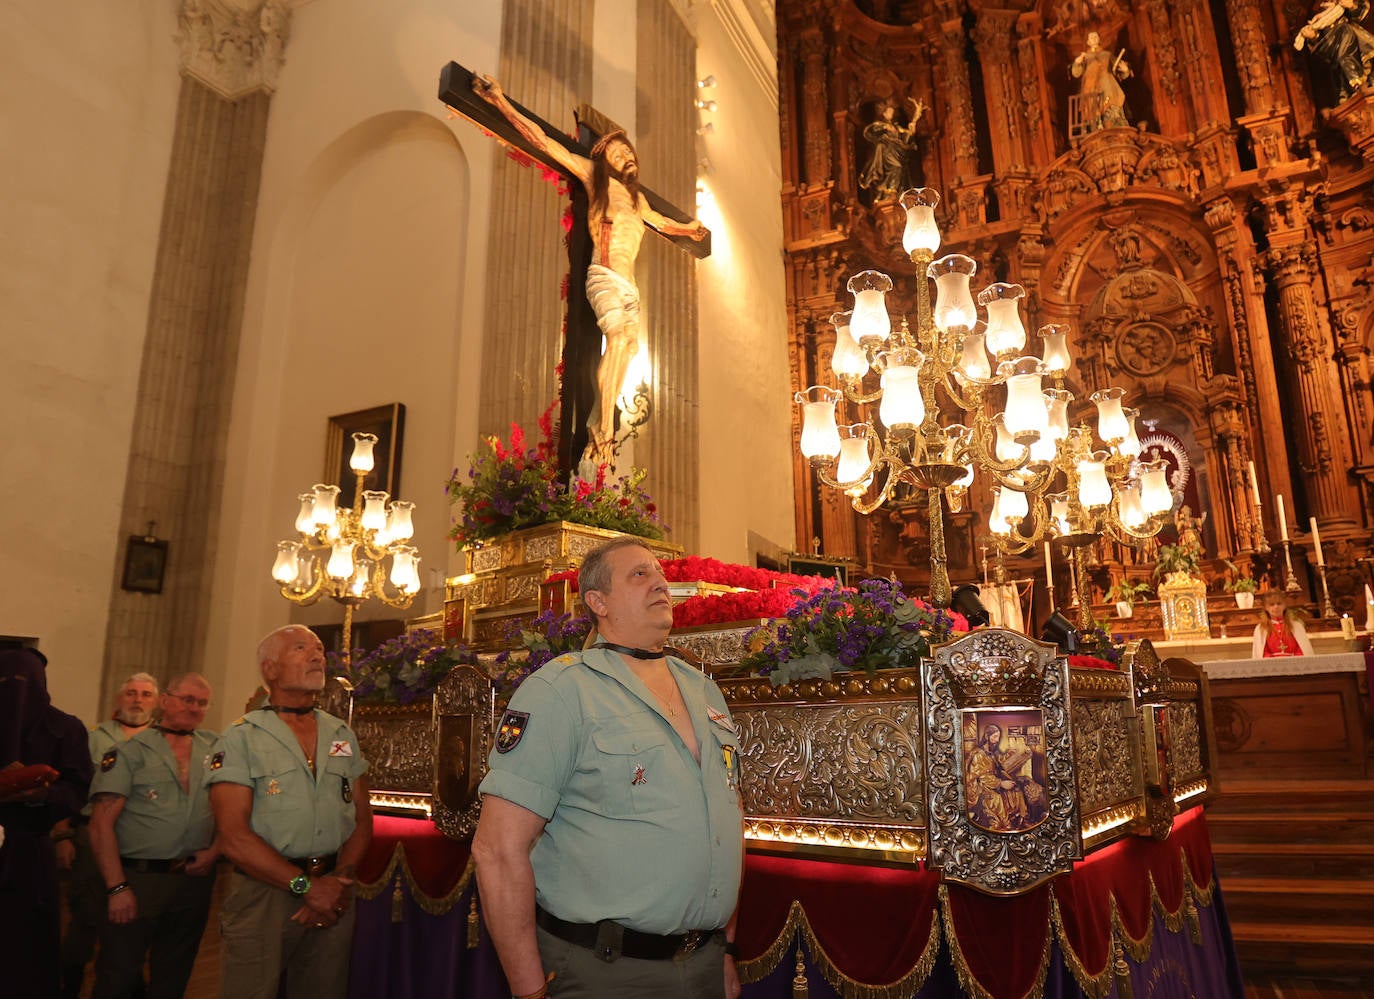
left=474, top=538, right=744, bottom=999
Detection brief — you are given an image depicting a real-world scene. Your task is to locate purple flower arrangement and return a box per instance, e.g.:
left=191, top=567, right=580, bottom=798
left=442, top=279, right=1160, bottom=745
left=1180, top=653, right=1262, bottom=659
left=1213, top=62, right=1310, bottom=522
left=327, top=628, right=476, bottom=705
left=491, top=610, right=593, bottom=706
left=739, top=577, right=969, bottom=687
left=445, top=401, right=666, bottom=549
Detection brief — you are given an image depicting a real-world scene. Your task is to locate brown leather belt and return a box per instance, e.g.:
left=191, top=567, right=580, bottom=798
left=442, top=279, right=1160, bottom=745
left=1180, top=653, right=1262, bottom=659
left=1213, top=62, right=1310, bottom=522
left=535, top=906, right=721, bottom=962
left=121, top=856, right=187, bottom=874
left=285, top=853, right=338, bottom=876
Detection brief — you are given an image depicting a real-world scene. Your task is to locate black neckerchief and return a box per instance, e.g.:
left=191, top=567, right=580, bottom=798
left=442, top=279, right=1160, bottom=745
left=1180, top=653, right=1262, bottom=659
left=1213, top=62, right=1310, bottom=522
left=155, top=725, right=194, bottom=737
left=260, top=704, right=315, bottom=716
left=594, top=641, right=666, bottom=661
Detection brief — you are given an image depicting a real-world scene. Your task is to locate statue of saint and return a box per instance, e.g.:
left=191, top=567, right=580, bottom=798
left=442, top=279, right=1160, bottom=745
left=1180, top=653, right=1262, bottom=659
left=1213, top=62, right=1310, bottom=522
left=859, top=98, right=926, bottom=201
left=1174, top=504, right=1207, bottom=560
left=1294, top=0, right=1374, bottom=103
left=472, top=75, right=709, bottom=461
left=1071, top=32, right=1132, bottom=135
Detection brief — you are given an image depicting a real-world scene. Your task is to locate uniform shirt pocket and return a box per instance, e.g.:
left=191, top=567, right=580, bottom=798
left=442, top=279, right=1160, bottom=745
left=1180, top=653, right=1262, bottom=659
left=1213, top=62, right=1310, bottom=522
left=588, top=728, right=678, bottom=817
left=247, top=753, right=300, bottom=812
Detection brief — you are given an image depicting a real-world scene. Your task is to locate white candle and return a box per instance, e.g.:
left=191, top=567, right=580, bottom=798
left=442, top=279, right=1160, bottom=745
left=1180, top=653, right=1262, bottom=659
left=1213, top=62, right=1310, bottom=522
left=1275, top=494, right=1288, bottom=542
left=1310, top=516, right=1324, bottom=566
left=1341, top=615, right=1356, bottom=641
left=1247, top=461, right=1261, bottom=506
left=1044, top=542, right=1054, bottom=594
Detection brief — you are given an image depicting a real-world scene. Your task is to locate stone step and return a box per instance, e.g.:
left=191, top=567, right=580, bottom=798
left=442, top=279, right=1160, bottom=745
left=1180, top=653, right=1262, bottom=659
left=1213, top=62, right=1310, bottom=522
left=1222, top=877, right=1374, bottom=926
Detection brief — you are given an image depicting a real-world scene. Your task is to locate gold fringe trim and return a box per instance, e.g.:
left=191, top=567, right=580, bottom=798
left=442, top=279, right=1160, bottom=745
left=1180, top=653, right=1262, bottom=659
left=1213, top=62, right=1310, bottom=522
left=939, top=884, right=1052, bottom=999
left=355, top=843, right=476, bottom=916
left=1049, top=892, right=1114, bottom=999
left=736, top=899, right=941, bottom=999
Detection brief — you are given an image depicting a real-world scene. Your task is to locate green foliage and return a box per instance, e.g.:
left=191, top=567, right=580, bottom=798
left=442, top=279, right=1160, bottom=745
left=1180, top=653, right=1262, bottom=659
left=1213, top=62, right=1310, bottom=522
left=1105, top=578, right=1151, bottom=606
left=1153, top=542, right=1201, bottom=580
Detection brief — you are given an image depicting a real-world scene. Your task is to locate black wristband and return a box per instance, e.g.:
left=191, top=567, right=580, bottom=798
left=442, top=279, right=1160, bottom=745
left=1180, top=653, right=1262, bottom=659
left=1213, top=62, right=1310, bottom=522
left=724, top=941, right=739, bottom=958
left=106, top=882, right=130, bottom=897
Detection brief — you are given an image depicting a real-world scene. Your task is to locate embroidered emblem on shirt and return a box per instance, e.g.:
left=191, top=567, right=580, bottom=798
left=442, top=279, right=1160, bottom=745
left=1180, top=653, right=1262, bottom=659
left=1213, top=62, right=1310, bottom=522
left=329, top=740, right=353, bottom=757
left=341, top=777, right=352, bottom=803
left=707, top=706, right=729, bottom=725
left=266, top=779, right=282, bottom=796
left=100, top=749, right=118, bottom=773
left=631, top=763, right=647, bottom=786
left=495, top=710, right=530, bottom=754
left=146, top=788, right=159, bottom=801
left=209, top=751, right=224, bottom=771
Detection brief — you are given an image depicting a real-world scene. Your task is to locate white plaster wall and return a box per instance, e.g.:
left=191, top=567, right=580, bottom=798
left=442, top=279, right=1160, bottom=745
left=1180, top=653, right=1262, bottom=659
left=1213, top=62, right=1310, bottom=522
left=693, top=6, right=795, bottom=563
left=0, top=1, right=180, bottom=721
left=204, top=0, right=501, bottom=723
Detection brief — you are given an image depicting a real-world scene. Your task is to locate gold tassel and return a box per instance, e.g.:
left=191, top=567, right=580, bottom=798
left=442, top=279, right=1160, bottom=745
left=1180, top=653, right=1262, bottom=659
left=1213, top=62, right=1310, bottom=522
left=467, top=895, right=480, bottom=949
left=1186, top=898, right=1201, bottom=945
left=391, top=871, right=404, bottom=923
left=792, top=946, right=809, bottom=999
left=1113, top=940, right=1133, bottom=999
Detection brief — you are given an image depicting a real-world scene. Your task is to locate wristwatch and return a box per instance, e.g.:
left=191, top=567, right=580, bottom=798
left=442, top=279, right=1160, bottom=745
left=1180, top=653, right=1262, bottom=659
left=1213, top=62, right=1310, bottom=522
left=288, top=873, right=311, bottom=897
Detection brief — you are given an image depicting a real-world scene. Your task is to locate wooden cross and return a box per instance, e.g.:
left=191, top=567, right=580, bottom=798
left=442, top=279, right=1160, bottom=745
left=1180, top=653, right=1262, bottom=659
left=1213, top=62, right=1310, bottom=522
left=438, top=61, right=710, bottom=474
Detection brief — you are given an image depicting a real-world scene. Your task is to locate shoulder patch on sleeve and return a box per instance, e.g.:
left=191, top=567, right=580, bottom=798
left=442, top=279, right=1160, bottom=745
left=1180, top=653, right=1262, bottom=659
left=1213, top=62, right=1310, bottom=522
left=100, top=749, right=118, bottom=772
left=209, top=751, right=224, bottom=770
left=495, top=709, right=530, bottom=753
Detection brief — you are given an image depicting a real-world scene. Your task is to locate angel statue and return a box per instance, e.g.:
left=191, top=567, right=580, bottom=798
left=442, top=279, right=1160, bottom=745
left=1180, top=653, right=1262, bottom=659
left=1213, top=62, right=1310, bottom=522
left=859, top=96, right=926, bottom=201
left=1294, top=0, right=1374, bottom=103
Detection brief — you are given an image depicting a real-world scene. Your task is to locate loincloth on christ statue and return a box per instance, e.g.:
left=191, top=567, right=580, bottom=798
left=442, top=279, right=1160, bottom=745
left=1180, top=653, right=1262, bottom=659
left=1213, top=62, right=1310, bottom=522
left=585, top=263, right=641, bottom=334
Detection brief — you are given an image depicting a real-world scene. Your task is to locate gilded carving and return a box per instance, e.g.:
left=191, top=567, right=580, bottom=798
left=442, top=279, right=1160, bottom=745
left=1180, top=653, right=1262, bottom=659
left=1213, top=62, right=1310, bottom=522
left=1016, top=35, right=1043, bottom=138
left=1225, top=0, right=1274, bottom=108
left=1116, top=322, right=1179, bottom=377
left=1144, top=0, right=1182, bottom=99
left=1070, top=699, right=1139, bottom=813
left=1170, top=701, right=1203, bottom=779
left=432, top=666, right=495, bottom=841
left=671, top=626, right=758, bottom=667
left=352, top=704, right=434, bottom=795
left=734, top=703, right=925, bottom=825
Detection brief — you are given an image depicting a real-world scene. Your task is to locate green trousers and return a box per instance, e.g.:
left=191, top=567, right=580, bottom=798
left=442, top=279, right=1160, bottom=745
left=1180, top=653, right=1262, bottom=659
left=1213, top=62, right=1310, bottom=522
left=536, top=925, right=727, bottom=998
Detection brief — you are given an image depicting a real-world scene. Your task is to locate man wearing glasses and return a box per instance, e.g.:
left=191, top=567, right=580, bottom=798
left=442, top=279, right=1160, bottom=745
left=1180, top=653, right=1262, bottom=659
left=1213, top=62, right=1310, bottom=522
left=87, top=673, right=220, bottom=999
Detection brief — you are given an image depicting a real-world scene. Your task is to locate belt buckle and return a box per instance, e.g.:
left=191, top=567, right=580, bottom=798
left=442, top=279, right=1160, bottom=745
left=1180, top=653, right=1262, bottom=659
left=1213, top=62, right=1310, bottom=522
left=675, top=930, right=705, bottom=960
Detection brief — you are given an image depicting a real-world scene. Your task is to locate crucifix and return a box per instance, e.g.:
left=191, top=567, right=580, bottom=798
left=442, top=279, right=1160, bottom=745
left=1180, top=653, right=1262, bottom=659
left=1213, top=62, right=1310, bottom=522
left=438, top=61, right=711, bottom=475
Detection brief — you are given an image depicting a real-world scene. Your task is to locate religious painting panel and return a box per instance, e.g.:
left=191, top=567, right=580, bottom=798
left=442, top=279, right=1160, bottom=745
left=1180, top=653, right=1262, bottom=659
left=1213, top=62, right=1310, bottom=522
left=432, top=665, right=495, bottom=841
left=961, top=708, right=1049, bottom=834
left=325, top=403, right=405, bottom=509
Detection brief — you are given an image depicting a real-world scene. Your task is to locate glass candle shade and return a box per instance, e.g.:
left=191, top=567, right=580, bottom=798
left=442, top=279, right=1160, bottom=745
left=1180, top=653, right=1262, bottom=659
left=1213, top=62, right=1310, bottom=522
left=999, top=485, right=1029, bottom=525
left=796, top=386, right=843, bottom=459
left=326, top=540, right=356, bottom=581
left=1118, top=479, right=1147, bottom=528
left=271, top=541, right=300, bottom=584
left=829, top=311, right=868, bottom=378
left=1049, top=492, right=1071, bottom=535
left=994, top=413, right=1022, bottom=465
left=1000, top=356, right=1049, bottom=444
left=349, top=432, right=378, bottom=473
left=294, top=493, right=317, bottom=534
left=877, top=348, right=925, bottom=430
left=1138, top=458, right=1172, bottom=516
left=311, top=484, right=341, bottom=527
left=1077, top=453, right=1112, bottom=508
left=361, top=491, right=390, bottom=532
left=348, top=559, right=371, bottom=598
left=386, top=500, right=416, bottom=541
left=929, top=254, right=978, bottom=331
left=899, top=188, right=941, bottom=255
left=390, top=545, right=417, bottom=588
left=979, top=283, right=1027, bottom=357
left=942, top=424, right=972, bottom=464
left=989, top=487, right=1012, bottom=536
left=1038, top=323, right=1072, bottom=377
left=1092, top=387, right=1129, bottom=445
left=956, top=323, right=992, bottom=382
left=402, top=554, right=422, bottom=595
left=835, top=425, right=874, bottom=494
left=847, top=270, right=893, bottom=345
left=1119, top=408, right=1142, bottom=458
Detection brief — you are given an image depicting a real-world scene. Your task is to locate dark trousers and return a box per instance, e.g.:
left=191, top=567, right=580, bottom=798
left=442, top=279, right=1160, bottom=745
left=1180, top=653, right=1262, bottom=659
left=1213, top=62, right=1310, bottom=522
left=536, top=925, right=726, bottom=999
left=61, top=823, right=106, bottom=994
left=92, top=867, right=215, bottom=999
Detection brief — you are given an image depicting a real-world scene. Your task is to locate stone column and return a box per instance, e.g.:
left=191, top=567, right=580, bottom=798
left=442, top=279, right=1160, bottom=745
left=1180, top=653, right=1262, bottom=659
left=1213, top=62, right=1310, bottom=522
left=1263, top=244, right=1362, bottom=528
left=477, top=0, right=594, bottom=439
left=102, top=0, right=288, bottom=705
left=635, top=0, right=700, bottom=552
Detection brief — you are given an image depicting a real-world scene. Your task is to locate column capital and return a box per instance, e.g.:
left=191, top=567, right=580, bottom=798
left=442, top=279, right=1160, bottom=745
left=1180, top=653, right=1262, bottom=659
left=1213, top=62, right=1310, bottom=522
left=177, top=0, right=291, bottom=100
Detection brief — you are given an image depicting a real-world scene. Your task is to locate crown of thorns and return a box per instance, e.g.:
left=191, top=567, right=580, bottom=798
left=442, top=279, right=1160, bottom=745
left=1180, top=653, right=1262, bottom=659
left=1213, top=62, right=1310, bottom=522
left=590, top=129, right=631, bottom=158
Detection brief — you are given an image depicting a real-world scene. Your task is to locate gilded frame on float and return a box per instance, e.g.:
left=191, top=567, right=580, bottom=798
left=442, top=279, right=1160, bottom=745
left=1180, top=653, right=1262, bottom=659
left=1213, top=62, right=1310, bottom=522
left=120, top=535, right=169, bottom=594
left=325, top=403, right=405, bottom=509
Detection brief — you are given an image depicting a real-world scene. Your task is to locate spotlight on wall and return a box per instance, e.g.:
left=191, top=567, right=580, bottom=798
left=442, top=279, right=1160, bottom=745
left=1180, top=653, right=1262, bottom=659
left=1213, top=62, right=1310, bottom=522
left=950, top=584, right=991, bottom=627
left=697, top=75, right=716, bottom=89
left=696, top=99, right=717, bottom=112
left=1039, top=610, right=1080, bottom=654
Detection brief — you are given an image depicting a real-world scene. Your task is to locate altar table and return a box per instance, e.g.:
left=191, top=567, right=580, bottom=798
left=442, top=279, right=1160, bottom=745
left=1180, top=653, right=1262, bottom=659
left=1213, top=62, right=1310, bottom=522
left=350, top=808, right=1243, bottom=999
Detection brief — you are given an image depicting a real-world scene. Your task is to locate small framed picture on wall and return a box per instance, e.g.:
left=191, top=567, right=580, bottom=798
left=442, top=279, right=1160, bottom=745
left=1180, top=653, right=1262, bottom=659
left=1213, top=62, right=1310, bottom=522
left=325, top=403, right=406, bottom=509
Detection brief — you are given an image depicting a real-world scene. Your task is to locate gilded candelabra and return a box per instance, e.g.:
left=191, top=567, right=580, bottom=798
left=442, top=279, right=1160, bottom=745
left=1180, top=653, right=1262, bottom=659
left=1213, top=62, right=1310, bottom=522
left=270, top=432, right=422, bottom=663
left=796, top=188, right=1170, bottom=616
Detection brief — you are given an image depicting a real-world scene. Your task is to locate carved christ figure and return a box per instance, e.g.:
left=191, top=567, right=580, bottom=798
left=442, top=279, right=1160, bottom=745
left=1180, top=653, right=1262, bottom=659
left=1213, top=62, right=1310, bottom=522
left=472, top=75, right=709, bottom=461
